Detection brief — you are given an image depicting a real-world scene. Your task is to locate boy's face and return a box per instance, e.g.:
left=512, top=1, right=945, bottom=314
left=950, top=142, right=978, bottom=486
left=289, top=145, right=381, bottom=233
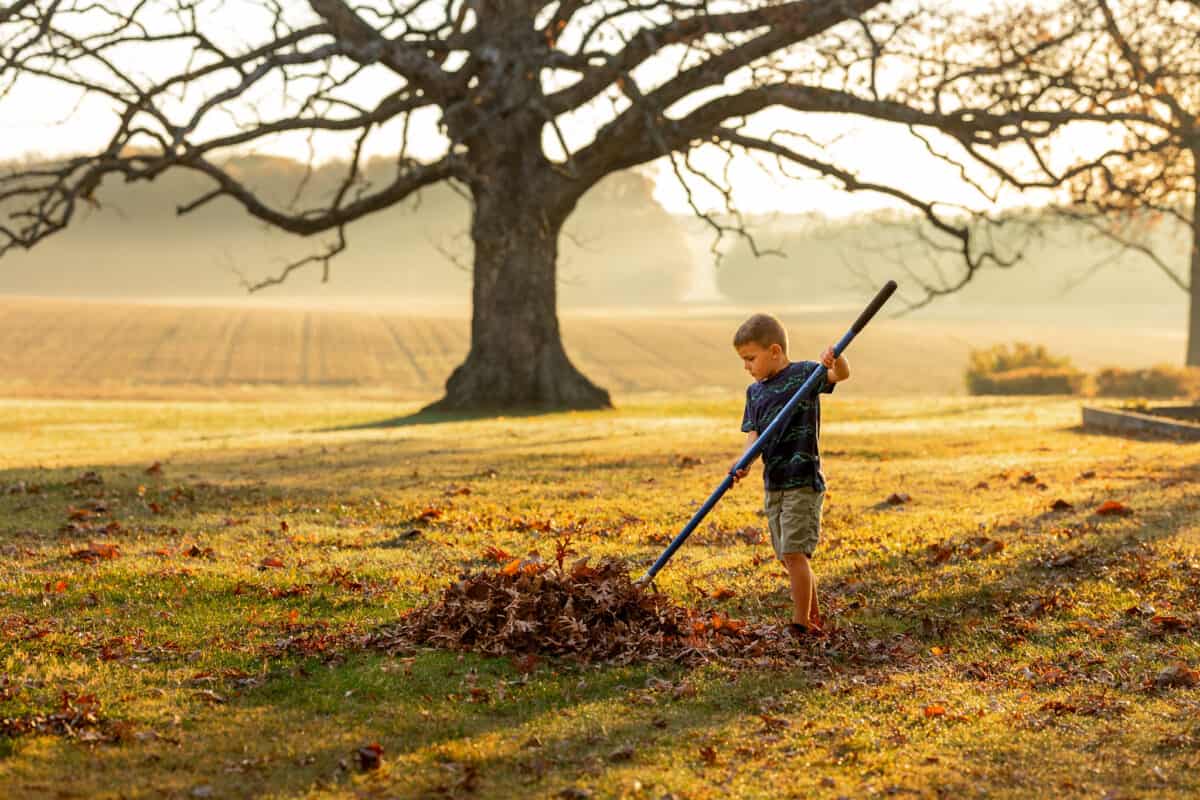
left=736, top=341, right=785, bottom=382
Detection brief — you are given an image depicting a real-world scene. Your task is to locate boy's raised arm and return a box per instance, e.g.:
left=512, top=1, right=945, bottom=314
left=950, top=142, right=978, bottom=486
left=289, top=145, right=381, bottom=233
left=820, top=346, right=851, bottom=383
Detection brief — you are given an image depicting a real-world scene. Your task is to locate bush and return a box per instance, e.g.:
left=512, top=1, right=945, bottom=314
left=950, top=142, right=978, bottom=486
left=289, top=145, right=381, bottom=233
left=1094, top=366, right=1200, bottom=398
left=968, top=367, right=1086, bottom=396
left=967, top=342, right=1071, bottom=374
left=966, top=343, right=1084, bottom=395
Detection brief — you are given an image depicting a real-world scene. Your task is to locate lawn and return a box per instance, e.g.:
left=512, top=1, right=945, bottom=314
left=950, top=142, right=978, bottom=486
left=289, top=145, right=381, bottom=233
left=1, top=393, right=1198, bottom=799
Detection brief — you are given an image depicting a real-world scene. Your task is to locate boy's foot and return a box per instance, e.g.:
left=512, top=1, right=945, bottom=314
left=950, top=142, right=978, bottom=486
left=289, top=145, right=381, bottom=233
left=786, top=622, right=823, bottom=639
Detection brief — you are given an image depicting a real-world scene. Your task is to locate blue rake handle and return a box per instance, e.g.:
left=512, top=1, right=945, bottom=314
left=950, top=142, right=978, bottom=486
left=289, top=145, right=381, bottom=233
left=636, top=280, right=898, bottom=585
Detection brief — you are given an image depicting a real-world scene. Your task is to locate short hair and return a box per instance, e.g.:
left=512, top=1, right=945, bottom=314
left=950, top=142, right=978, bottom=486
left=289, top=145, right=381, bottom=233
left=733, top=313, right=788, bottom=353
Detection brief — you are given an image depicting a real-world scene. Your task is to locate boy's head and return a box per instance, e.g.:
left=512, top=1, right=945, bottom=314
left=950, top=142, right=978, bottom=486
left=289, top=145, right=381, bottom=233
left=733, top=313, right=789, bottom=382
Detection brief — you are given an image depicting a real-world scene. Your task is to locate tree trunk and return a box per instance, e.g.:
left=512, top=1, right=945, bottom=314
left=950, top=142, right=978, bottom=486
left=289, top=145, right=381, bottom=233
left=425, top=185, right=612, bottom=412
left=1189, top=178, right=1200, bottom=367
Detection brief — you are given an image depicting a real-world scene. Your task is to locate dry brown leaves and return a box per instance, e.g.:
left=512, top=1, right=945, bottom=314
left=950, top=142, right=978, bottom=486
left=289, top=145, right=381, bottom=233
left=0, top=691, right=128, bottom=744
left=71, top=542, right=120, bottom=563
left=372, top=558, right=833, bottom=665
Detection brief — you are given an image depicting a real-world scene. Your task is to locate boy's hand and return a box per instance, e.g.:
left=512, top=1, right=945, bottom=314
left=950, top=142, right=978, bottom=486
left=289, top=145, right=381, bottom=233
left=820, top=346, right=837, bottom=369
left=731, top=464, right=749, bottom=484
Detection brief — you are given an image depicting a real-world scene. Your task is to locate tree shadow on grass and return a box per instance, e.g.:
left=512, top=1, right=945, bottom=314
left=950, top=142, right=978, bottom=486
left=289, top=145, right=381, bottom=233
left=1066, top=422, right=1200, bottom=444
left=317, top=404, right=604, bottom=432
left=816, top=465, right=1200, bottom=646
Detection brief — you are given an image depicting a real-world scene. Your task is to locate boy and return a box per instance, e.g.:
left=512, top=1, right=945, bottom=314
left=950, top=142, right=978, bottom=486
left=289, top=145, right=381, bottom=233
left=731, top=313, right=849, bottom=638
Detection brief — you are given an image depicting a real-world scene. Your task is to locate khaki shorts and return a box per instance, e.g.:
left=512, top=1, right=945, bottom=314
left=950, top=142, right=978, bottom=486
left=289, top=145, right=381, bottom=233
left=764, top=486, right=824, bottom=560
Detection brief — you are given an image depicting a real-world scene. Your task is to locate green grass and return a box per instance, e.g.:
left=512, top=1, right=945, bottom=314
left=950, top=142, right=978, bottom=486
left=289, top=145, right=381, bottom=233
left=1, top=393, right=1199, bottom=798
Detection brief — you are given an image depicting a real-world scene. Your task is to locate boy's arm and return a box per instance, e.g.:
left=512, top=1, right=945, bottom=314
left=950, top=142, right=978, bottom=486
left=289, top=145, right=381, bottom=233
left=820, top=346, right=850, bottom=384
left=732, top=430, right=757, bottom=484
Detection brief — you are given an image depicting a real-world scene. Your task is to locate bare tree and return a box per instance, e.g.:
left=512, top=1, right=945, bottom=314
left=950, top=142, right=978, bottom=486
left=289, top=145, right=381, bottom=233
left=0, top=1, right=1130, bottom=410
left=934, top=0, right=1200, bottom=366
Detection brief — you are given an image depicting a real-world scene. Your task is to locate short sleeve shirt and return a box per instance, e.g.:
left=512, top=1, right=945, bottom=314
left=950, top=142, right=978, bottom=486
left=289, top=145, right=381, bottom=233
left=741, top=361, right=835, bottom=491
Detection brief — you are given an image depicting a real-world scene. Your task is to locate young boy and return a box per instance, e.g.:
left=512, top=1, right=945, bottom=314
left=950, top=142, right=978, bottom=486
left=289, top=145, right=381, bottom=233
left=731, top=313, right=849, bottom=638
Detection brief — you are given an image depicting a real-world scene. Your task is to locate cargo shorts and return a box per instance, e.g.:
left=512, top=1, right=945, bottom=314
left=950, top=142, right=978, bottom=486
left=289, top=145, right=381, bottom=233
left=764, top=486, right=824, bottom=560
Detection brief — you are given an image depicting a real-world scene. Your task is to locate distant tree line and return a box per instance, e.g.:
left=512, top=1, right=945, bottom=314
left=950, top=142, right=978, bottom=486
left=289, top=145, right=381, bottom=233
left=1, top=155, right=692, bottom=306
left=715, top=208, right=1192, bottom=317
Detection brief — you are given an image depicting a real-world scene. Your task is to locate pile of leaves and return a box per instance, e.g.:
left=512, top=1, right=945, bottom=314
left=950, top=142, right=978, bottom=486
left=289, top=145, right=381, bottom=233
left=371, top=557, right=819, bottom=665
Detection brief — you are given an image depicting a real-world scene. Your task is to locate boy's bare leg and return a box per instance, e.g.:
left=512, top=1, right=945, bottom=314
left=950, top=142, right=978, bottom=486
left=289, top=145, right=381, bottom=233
left=781, top=553, right=815, bottom=626
left=809, top=581, right=821, bottom=627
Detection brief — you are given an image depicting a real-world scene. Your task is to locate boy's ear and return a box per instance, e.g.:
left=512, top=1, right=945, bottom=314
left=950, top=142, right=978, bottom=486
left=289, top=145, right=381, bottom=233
left=769, top=343, right=784, bottom=358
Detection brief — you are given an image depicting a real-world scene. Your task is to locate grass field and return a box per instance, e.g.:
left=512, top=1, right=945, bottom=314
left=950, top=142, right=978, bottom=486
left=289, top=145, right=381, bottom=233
left=0, top=296, right=1188, bottom=399
left=1, top=388, right=1199, bottom=798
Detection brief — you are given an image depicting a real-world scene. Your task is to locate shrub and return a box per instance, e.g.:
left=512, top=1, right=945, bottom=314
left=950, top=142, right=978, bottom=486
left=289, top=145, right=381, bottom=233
left=967, top=342, right=1071, bottom=375
left=1094, top=366, right=1200, bottom=398
left=968, top=367, right=1086, bottom=396
left=966, top=343, right=1084, bottom=395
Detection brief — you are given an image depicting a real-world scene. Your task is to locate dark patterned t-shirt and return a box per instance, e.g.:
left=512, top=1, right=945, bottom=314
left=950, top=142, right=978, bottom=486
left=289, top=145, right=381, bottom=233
left=741, top=361, right=835, bottom=491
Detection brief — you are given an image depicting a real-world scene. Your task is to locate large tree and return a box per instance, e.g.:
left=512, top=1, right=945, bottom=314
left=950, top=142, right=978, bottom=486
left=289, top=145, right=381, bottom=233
left=0, top=0, right=1121, bottom=410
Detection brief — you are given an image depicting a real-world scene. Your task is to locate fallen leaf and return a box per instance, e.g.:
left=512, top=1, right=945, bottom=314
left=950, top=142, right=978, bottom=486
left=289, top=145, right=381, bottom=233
left=710, top=614, right=745, bottom=634
left=1149, top=616, right=1190, bottom=633
left=196, top=689, right=226, bottom=704
left=1155, top=662, right=1199, bottom=689
left=885, top=492, right=911, bottom=505
left=1096, top=500, right=1133, bottom=517
left=1018, top=472, right=1038, bottom=484
left=709, top=587, right=736, bottom=600
left=923, top=704, right=946, bottom=718
left=145, top=462, right=163, bottom=475
left=607, top=744, right=635, bottom=762
left=1050, top=499, right=1074, bottom=511
left=926, top=542, right=954, bottom=564
left=483, top=546, right=514, bottom=564
left=71, top=542, right=120, bottom=562
left=971, top=538, right=1005, bottom=558
left=356, top=742, right=383, bottom=771
left=698, top=745, right=718, bottom=766
left=759, top=714, right=790, bottom=731
left=511, top=654, right=540, bottom=674
left=259, top=557, right=285, bottom=569
left=184, top=544, right=214, bottom=559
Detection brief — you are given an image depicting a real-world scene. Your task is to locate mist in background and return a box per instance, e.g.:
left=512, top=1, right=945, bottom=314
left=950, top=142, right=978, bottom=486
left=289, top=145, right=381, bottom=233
left=0, top=155, right=1189, bottom=329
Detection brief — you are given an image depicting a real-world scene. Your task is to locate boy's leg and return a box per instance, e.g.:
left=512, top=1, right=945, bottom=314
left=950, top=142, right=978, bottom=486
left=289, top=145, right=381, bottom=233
left=809, top=580, right=820, bottom=627
left=781, top=552, right=815, bottom=626
left=779, top=488, right=823, bottom=628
